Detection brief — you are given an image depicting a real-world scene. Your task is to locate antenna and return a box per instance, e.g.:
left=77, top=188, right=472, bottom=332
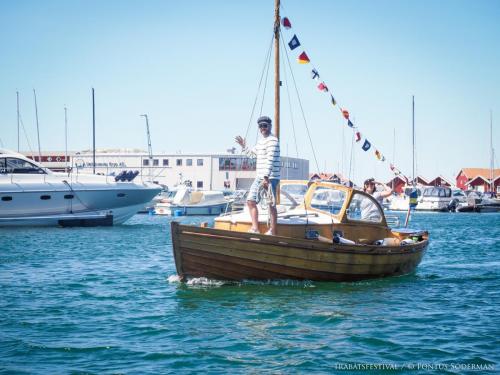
left=17, top=91, right=20, bottom=152
left=33, top=89, right=42, bottom=163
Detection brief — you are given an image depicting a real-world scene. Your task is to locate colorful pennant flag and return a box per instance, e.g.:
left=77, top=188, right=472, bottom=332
left=282, top=17, right=292, bottom=29
left=317, top=82, right=328, bottom=92
left=381, top=156, right=386, bottom=162
left=347, top=119, right=354, bottom=128
left=288, top=35, right=301, bottom=50
left=342, top=109, right=349, bottom=119
left=355, top=132, right=361, bottom=142
left=311, top=69, right=320, bottom=80
left=298, top=52, right=310, bottom=64
left=375, top=150, right=382, bottom=160
left=330, top=95, right=336, bottom=106
left=362, top=139, right=371, bottom=151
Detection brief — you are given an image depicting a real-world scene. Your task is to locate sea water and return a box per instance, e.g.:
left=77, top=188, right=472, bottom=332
left=0, top=213, right=499, bottom=373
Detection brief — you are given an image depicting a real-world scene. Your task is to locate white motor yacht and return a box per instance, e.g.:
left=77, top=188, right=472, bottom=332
left=0, top=149, right=161, bottom=226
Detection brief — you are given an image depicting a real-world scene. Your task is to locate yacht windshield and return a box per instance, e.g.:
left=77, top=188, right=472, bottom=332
left=423, top=187, right=451, bottom=198
left=1, top=158, right=46, bottom=174
left=280, top=183, right=308, bottom=206
left=347, top=192, right=383, bottom=223
left=309, top=186, right=346, bottom=214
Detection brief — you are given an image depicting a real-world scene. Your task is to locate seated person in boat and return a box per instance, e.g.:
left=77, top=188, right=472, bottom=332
left=361, top=178, right=392, bottom=221
left=235, top=116, right=280, bottom=235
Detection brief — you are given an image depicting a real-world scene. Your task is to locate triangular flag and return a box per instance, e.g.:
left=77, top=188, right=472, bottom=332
left=355, top=132, right=361, bottom=142
left=317, top=82, right=328, bottom=92
left=375, top=150, right=382, bottom=160
left=381, top=156, right=386, bottom=162
left=347, top=119, right=354, bottom=128
left=390, top=163, right=395, bottom=171
left=330, top=95, right=336, bottom=106
left=311, top=69, right=320, bottom=80
left=342, top=109, right=349, bottom=120
left=282, top=17, right=292, bottom=29
left=288, top=35, right=300, bottom=50
left=298, top=51, right=310, bottom=64
left=362, top=139, right=371, bottom=151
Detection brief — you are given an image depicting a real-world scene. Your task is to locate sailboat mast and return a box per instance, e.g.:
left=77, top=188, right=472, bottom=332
left=274, top=0, right=280, bottom=140
left=490, top=110, right=494, bottom=192
left=33, top=89, right=42, bottom=163
left=16, top=91, right=20, bottom=152
left=412, top=95, right=415, bottom=186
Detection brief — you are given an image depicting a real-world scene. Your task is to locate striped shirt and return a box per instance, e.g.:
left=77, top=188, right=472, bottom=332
left=243, top=134, right=280, bottom=179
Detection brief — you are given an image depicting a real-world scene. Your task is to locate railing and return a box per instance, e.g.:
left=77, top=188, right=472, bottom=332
left=385, top=214, right=401, bottom=228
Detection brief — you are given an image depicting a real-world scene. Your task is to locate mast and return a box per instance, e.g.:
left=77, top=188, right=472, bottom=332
left=274, top=0, right=280, bottom=140
left=64, top=106, right=68, bottom=174
left=141, top=114, right=153, bottom=182
left=412, top=95, right=415, bottom=186
left=92, top=88, right=96, bottom=174
left=16, top=91, right=20, bottom=152
left=33, top=89, right=42, bottom=163
left=490, top=110, right=494, bottom=192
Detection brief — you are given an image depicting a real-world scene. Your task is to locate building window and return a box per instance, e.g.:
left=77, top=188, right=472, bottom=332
left=176, top=159, right=182, bottom=166
left=186, top=159, right=193, bottom=166
left=197, top=159, right=204, bottom=166
left=153, top=159, right=159, bottom=166
left=143, top=159, right=149, bottom=166
left=218, top=157, right=256, bottom=171
left=163, top=159, right=169, bottom=166
left=197, top=181, right=203, bottom=188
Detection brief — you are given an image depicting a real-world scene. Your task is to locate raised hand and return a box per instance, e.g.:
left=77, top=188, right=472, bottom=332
left=235, top=136, right=246, bottom=148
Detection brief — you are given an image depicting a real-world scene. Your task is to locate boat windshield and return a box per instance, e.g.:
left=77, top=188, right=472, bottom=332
left=0, top=157, right=46, bottom=174
left=309, top=186, right=346, bottom=214
left=404, top=187, right=422, bottom=197
left=280, top=183, right=307, bottom=206
left=347, top=192, right=383, bottom=223
left=423, top=187, right=451, bottom=198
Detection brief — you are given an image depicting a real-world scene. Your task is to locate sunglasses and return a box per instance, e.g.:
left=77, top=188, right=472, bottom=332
left=258, top=124, right=269, bottom=129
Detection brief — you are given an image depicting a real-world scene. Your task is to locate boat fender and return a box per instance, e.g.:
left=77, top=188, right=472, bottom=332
left=333, top=234, right=355, bottom=245
left=400, top=238, right=415, bottom=245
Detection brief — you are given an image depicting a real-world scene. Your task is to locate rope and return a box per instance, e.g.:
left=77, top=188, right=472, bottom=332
left=279, top=37, right=299, bottom=158
left=280, top=29, right=320, bottom=174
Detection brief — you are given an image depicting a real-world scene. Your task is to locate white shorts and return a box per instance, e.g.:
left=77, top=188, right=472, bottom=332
left=247, top=178, right=279, bottom=204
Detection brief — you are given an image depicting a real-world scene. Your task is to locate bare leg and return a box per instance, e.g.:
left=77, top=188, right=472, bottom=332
left=269, top=204, right=277, bottom=235
left=247, top=200, right=259, bottom=232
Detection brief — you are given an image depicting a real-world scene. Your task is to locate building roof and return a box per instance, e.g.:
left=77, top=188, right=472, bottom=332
left=465, top=175, right=491, bottom=185
left=428, top=175, right=453, bottom=186
left=456, top=168, right=500, bottom=180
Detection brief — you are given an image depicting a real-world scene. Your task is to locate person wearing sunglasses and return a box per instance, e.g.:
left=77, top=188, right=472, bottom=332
left=235, top=116, right=280, bottom=235
left=361, top=178, right=393, bottom=220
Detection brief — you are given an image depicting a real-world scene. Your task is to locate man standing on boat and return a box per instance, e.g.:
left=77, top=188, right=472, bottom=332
left=235, top=116, right=280, bottom=235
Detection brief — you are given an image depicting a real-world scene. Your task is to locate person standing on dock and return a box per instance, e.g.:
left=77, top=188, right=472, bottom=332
left=235, top=116, right=280, bottom=235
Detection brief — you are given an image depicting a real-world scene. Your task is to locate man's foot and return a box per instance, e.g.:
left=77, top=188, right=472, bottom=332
left=248, top=228, right=260, bottom=234
left=264, top=229, right=274, bottom=236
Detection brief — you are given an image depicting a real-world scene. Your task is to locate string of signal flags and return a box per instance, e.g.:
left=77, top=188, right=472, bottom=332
left=281, top=16, right=410, bottom=181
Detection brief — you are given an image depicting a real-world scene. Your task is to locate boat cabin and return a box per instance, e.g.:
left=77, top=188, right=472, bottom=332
left=0, top=150, right=48, bottom=175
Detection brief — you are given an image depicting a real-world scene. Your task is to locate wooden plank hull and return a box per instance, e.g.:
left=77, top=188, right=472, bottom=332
left=171, top=222, right=428, bottom=282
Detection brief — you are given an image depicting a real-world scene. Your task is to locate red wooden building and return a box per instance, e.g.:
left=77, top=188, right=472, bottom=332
left=456, top=168, right=500, bottom=191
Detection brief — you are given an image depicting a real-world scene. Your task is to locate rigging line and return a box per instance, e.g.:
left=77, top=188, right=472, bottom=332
left=348, top=128, right=355, bottom=183
left=18, top=113, right=35, bottom=157
left=280, top=29, right=320, bottom=173
left=259, top=38, right=273, bottom=119
left=243, top=34, right=275, bottom=141
left=279, top=35, right=299, bottom=158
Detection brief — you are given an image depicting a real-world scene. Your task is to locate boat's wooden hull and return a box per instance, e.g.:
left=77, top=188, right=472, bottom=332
left=171, top=222, right=428, bottom=282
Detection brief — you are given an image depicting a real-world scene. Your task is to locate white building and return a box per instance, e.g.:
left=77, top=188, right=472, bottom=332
left=26, top=150, right=309, bottom=191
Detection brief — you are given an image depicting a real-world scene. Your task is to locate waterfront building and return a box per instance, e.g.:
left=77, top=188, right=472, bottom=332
left=456, top=168, right=500, bottom=192
left=24, top=150, right=309, bottom=191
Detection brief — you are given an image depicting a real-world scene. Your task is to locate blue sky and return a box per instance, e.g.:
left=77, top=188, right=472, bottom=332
left=1, top=0, right=499, bottom=184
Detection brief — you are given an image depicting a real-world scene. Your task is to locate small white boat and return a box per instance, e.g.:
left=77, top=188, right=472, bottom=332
left=154, top=187, right=228, bottom=216
left=416, top=186, right=452, bottom=211
left=0, top=149, right=161, bottom=226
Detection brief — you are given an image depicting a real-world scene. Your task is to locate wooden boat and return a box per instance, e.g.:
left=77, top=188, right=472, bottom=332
left=170, top=0, right=429, bottom=282
left=171, top=182, right=429, bottom=281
